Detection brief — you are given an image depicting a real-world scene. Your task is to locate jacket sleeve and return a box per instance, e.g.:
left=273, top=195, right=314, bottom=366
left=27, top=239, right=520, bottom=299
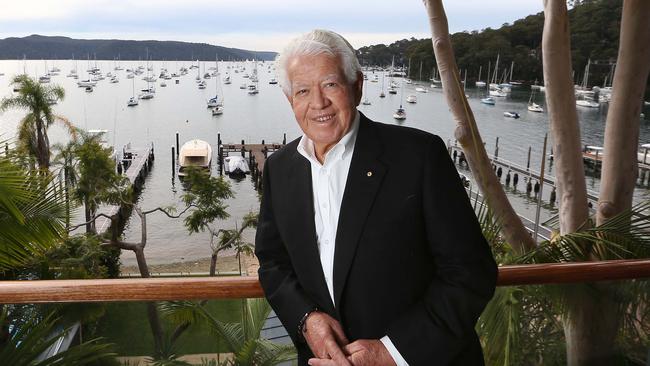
left=385, top=135, right=498, bottom=364
left=254, top=158, right=317, bottom=344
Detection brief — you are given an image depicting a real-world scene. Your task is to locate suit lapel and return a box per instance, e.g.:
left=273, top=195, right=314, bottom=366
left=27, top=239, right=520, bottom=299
left=333, top=115, right=387, bottom=308
left=287, top=150, right=336, bottom=312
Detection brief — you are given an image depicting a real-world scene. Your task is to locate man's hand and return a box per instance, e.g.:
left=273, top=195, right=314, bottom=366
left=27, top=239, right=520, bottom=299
left=303, top=311, right=351, bottom=365
left=344, top=339, right=396, bottom=366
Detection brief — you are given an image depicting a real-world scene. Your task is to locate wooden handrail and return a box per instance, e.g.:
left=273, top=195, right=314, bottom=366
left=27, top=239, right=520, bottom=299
left=1, top=259, right=650, bottom=304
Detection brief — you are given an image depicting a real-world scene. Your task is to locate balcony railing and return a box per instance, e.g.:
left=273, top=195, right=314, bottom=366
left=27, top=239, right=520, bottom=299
left=2, top=259, right=650, bottom=304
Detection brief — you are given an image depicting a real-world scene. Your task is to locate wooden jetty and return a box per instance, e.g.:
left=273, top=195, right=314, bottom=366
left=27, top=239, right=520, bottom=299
left=216, top=134, right=285, bottom=190
left=95, top=144, right=155, bottom=235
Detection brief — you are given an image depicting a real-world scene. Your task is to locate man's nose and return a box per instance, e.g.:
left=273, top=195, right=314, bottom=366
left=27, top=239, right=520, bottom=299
left=310, top=87, right=330, bottom=109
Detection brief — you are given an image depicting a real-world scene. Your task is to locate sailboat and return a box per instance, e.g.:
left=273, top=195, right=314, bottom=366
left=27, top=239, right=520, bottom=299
left=527, top=90, right=543, bottom=112
left=380, top=73, right=386, bottom=98
left=128, top=75, right=139, bottom=106
left=475, top=66, right=485, bottom=87
left=208, top=54, right=224, bottom=115
left=247, top=59, right=259, bottom=95
left=393, top=82, right=406, bottom=120
left=576, top=59, right=599, bottom=108
left=481, top=61, right=495, bottom=105
left=387, top=56, right=398, bottom=94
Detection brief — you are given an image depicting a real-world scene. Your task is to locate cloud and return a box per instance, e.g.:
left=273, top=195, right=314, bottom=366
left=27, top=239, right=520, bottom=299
left=2, top=0, right=543, bottom=51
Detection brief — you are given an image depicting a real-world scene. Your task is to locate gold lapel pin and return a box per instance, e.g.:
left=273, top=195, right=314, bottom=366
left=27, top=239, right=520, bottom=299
left=367, top=171, right=373, bottom=177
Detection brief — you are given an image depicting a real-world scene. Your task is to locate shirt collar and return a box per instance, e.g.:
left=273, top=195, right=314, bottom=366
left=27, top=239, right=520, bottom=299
left=297, top=110, right=360, bottom=166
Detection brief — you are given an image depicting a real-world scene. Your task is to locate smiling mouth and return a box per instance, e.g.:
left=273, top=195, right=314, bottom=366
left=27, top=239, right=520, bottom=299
left=313, top=114, right=335, bottom=122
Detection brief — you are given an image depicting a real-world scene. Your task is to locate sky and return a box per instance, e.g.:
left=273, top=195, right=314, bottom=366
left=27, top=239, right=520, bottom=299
left=0, top=0, right=544, bottom=52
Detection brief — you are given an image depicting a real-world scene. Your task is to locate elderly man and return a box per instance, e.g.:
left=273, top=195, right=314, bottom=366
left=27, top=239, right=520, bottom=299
left=255, top=29, right=497, bottom=365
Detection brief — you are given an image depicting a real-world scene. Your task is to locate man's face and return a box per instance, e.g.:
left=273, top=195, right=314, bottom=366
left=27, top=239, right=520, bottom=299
left=286, top=54, right=362, bottom=155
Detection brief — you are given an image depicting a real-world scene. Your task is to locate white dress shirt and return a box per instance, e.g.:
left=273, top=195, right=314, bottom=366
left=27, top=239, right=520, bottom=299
left=297, top=111, right=409, bottom=366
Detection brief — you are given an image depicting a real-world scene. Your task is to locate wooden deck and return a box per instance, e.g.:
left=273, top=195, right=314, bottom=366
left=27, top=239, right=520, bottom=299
left=95, top=145, right=154, bottom=235
left=218, top=142, right=284, bottom=189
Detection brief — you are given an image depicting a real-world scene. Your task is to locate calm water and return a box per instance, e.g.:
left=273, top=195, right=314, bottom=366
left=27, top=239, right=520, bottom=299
left=2, top=59, right=650, bottom=265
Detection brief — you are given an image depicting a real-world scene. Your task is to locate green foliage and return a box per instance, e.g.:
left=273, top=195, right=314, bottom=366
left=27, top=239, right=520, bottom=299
left=0, top=306, right=117, bottom=366
left=158, top=299, right=296, bottom=366
left=0, top=146, right=66, bottom=275
left=0, top=74, right=73, bottom=170
left=478, top=201, right=650, bottom=364
left=73, top=130, right=129, bottom=225
left=182, top=167, right=234, bottom=233
left=25, top=234, right=121, bottom=280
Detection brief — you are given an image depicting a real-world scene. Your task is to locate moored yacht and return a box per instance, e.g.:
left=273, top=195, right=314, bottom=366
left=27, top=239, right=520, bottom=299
left=178, top=139, right=213, bottom=177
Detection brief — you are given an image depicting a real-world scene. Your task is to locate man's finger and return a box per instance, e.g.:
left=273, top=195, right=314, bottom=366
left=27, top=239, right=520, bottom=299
left=343, top=340, right=366, bottom=355
left=325, top=338, right=352, bottom=365
left=308, top=358, right=337, bottom=366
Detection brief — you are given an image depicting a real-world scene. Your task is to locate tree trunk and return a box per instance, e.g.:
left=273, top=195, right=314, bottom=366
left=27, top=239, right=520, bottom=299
left=209, top=253, right=218, bottom=277
left=35, top=118, right=49, bottom=170
left=422, top=0, right=536, bottom=254
left=84, top=199, right=92, bottom=234
left=135, top=248, right=151, bottom=278
left=146, top=303, right=165, bottom=358
left=597, top=0, right=650, bottom=226
left=542, top=0, right=590, bottom=236
left=563, top=283, right=621, bottom=366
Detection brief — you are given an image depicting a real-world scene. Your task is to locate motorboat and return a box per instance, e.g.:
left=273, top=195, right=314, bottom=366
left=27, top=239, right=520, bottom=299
left=415, top=87, right=428, bottom=93
left=406, top=95, right=417, bottom=103
left=247, top=84, right=259, bottom=95
left=198, top=80, right=207, bottom=89
left=207, top=96, right=221, bottom=108
left=489, top=87, right=507, bottom=97
left=361, top=97, right=371, bottom=106
left=475, top=81, right=486, bottom=87
left=269, top=78, right=278, bottom=84
left=139, top=91, right=154, bottom=99
left=379, top=91, right=386, bottom=98
left=393, top=105, right=406, bottom=120
left=388, top=87, right=397, bottom=95
left=527, top=102, right=543, bottom=113
left=223, top=155, right=250, bottom=177
left=481, top=97, right=496, bottom=105
left=77, top=79, right=97, bottom=87
left=212, top=105, right=224, bottom=115
left=504, top=111, right=520, bottom=119
left=85, top=86, right=93, bottom=93
left=178, top=139, right=213, bottom=177
left=576, top=99, right=599, bottom=108
left=127, top=97, right=139, bottom=106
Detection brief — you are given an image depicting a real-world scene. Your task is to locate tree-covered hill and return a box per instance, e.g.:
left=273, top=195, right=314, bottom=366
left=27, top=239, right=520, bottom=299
left=357, top=0, right=630, bottom=90
left=0, top=34, right=276, bottom=61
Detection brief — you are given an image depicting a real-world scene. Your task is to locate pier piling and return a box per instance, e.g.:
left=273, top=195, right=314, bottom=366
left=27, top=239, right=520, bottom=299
left=175, top=132, right=180, bottom=158
left=526, top=146, right=532, bottom=171
left=172, top=146, right=176, bottom=177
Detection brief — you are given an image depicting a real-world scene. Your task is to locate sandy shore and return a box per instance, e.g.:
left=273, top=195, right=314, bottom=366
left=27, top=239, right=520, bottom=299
left=120, top=253, right=260, bottom=276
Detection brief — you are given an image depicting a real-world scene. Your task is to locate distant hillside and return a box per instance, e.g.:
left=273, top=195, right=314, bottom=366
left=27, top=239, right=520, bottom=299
left=357, top=0, right=626, bottom=89
left=0, top=35, right=277, bottom=61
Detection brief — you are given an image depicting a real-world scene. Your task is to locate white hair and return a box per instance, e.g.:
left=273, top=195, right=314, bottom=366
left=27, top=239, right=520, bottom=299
left=276, top=29, right=362, bottom=95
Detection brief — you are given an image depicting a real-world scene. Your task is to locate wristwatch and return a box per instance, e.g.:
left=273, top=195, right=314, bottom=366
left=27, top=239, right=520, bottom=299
left=297, top=306, right=319, bottom=341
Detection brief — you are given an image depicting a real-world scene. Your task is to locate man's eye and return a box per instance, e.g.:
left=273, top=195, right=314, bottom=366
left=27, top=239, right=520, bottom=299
left=325, top=82, right=337, bottom=88
left=296, top=89, right=307, bottom=96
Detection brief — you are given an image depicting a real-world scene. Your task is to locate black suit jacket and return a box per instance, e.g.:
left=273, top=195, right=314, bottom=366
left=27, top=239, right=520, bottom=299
left=255, top=113, right=497, bottom=365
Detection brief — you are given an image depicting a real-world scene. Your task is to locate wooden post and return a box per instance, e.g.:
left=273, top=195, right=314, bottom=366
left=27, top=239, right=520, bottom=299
left=217, top=133, right=221, bottom=147
left=527, top=146, right=532, bottom=171
left=494, top=137, right=499, bottom=160
left=283, top=133, right=287, bottom=145
left=175, top=132, right=180, bottom=158
left=171, top=146, right=175, bottom=177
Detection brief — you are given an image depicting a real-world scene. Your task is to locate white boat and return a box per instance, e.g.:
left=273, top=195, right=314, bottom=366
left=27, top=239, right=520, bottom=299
left=503, top=111, right=520, bottom=119
left=198, top=80, right=207, bottom=89
left=489, top=87, right=507, bottom=97
left=212, top=106, right=224, bottom=115
left=139, top=91, right=154, bottom=99
left=178, top=139, right=213, bottom=177
left=269, top=78, right=278, bottom=84
left=223, top=155, right=250, bottom=176
left=223, top=75, right=232, bottom=84
left=481, top=97, right=496, bottom=105
left=240, top=83, right=247, bottom=89
left=388, top=87, right=397, bottom=95
left=39, top=75, right=51, bottom=83
left=415, top=87, right=428, bottom=93
left=528, top=102, right=543, bottom=113
left=576, top=99, right=599, bottom=108
left=361, top=98, right=371, bottom=105
left=393, top=105, right=406, bottom=120
left=160, top=80, right=167, bottom=87
left=406, top=95, right=417, bottom=103
left=85, top=86, right=93, bottom=93
left=247, top=84, right=259, bottom=95
left=127, top=96, right=139, bottom=106
left=77, top=79, right=97, bottom=87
